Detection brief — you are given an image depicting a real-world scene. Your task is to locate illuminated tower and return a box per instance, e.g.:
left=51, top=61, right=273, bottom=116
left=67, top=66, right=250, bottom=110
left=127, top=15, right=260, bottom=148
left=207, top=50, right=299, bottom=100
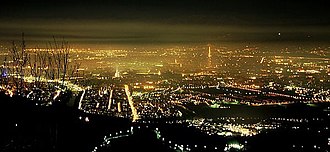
left=207, top=46, right=212, bottom=68
left=208, top=46, right=211, bottom=58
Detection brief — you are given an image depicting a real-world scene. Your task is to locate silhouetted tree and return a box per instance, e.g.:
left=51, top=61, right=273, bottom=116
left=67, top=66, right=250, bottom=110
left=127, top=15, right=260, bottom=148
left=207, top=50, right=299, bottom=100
left=10, top=33, right=29, bottom=94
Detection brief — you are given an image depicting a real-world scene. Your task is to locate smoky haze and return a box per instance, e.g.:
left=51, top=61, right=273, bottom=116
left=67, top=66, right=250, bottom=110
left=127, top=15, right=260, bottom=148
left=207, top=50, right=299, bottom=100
left=0, top=0, right=329, bottom=47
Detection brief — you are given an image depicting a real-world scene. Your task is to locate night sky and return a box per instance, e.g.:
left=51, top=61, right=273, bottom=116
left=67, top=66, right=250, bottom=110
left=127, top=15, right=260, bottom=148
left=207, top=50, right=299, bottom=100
left=1, top=0, right=330, bottom=47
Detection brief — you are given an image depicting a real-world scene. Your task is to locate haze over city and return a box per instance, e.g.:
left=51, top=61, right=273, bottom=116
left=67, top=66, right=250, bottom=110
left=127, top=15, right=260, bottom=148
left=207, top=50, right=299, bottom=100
left=1, top=0, right=330, bottom=47
left=0, top=0, right=329, bottom=152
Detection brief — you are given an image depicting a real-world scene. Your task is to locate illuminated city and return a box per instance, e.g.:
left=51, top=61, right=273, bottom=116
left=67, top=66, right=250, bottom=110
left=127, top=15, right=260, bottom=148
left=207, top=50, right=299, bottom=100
left=0, top=0, right=330, bottom=152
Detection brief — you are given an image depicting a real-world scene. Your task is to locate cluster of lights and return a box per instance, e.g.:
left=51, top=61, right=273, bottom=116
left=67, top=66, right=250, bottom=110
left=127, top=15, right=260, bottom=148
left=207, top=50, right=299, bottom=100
left=154, top=127, right=222, bottom=151
left=79, top=86, right=134, bottom=119
left=186, top=118, right=279, bottom=137
left=224, top=143, right=244, bottom=151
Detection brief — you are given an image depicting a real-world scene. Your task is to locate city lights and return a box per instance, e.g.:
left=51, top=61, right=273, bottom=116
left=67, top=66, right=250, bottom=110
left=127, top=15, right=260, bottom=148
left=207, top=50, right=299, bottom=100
left=0, top=0, right=329, bottom=151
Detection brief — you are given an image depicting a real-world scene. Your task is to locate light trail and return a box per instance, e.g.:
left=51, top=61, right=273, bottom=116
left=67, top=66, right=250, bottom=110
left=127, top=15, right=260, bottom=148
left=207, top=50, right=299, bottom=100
left=260, top=57, right=265, bottom=63
left=27, top=91, right=33, bottom=98
left=53, top=90, right=61, bottom=100
left=124, top=85, right=139, bottom=122
left=108, top=89, right=113, bottom=110
left=78, top=89, right=85, bottom=110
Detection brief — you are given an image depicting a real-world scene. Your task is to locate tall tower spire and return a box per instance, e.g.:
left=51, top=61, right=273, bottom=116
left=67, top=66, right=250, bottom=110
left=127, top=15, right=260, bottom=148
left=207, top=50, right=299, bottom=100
left=207, top=45, right=212, bottom=68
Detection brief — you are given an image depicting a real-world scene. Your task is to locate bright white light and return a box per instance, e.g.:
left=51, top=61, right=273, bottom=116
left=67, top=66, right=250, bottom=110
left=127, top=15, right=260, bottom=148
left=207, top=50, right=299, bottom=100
left=84, top=117, right=90, bottom=122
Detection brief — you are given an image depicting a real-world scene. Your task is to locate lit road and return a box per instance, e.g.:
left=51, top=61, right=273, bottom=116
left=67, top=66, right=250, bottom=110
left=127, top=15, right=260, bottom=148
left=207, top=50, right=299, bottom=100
left=124, top=85, right=139, bottom=122
left=53, top=90, right=61, bottom=100
left=108, top=89, right=113, bottom=110
left=78, top=89, right=86, bottom=110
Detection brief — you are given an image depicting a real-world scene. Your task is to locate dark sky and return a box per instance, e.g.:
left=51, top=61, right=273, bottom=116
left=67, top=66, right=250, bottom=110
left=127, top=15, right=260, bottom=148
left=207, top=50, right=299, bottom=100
left=1, top=0, right=330, bottom=47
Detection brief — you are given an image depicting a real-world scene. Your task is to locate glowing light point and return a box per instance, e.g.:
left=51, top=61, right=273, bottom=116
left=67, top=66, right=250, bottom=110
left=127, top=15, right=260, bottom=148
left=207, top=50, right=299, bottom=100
left=85, top=117, right=90, bottom=122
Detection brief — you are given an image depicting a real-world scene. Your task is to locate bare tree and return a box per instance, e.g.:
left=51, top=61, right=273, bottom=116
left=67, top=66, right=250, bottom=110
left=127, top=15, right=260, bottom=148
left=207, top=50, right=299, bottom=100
left=61, top=40, right=70, bottom=88
left=0, top=56, right=9, bottom=86
left=10, top=33, right=29, bottom=94
left=69, top=61, right=81, bottom=82
left=50, top=37, right=70, bottom=88
left=1, top=34, right=76, bottom=95
left=28, top=47, right=50, bottom=88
